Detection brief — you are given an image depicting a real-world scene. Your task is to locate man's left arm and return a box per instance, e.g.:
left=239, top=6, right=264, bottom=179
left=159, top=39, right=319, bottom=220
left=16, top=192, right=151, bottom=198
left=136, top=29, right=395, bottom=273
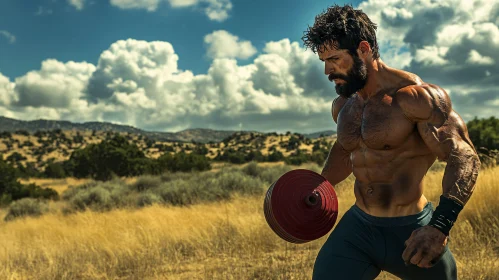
left=398, top=84, right=481, bottom=268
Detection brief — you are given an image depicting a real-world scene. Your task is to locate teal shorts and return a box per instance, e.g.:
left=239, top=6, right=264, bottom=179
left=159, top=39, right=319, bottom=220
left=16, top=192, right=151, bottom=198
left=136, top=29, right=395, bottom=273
left=312, top=202, right=457, bottom=280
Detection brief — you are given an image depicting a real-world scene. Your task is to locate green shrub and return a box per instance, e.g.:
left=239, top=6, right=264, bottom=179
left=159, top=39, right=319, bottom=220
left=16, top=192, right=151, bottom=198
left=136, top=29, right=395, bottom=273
left=17, top=162, right=42, bottom=179
left=157, top=151, right=211, bottom=172
left=43, top=162, right=67, bottom=178
left=62, top=181, right=100, bottom=201
left=68, top=186, right=113, bottom=212
left=467, top=116, right=499, bottom=151
left=284, top=152, right=309, bottom=165
left=242, top=161, right=259, bottom=177
left=109, top=186, right=134, bottom=208
left=4, top=198, right=49, bottom=221
left=136, top=192, right=162, bottom=208
left=267, top=150, right=284, bottom=162
left=63, top=178, right=130, bottom=211
left=6, top=152, right=26, bottom=163
left=157, top=180, right=201, bottom=206
left=213, top=171, right=265, bottom=195
left=159, top=171, right=196, bottom=183
left=256, top=165, right=293, bottom=184
left=0, top=153, right=58, bottom=205
left=132, top=175, right=163, bottom=192
left=63, top=134, right=156, bottom=180
left=0, top=131, right=12, bottom=138
left=58, top=163, right=320, bottom=213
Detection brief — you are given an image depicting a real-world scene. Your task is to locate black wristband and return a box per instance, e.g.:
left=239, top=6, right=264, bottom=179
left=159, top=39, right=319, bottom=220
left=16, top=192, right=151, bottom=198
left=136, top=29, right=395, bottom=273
left=428, top=195, right=464, bottom=236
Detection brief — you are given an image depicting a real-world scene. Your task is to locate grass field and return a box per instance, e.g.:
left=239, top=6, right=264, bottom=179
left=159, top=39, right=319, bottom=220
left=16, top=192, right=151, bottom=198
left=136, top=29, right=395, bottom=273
left=0, top=163, right=498, bottom=279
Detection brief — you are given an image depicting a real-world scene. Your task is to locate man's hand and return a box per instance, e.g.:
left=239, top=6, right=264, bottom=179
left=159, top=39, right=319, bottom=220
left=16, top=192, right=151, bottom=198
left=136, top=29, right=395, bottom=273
left=402, top=225, right=448, bottom=268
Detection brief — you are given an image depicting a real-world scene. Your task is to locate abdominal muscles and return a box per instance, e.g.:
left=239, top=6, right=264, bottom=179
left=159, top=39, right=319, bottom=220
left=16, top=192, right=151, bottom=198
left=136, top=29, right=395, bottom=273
left=350, top=145, right=436, bottom=210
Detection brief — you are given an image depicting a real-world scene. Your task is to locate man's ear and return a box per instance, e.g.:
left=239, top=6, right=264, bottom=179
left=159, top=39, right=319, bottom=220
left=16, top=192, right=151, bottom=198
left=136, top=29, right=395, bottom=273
left=357, top=41, right=371, bottom=59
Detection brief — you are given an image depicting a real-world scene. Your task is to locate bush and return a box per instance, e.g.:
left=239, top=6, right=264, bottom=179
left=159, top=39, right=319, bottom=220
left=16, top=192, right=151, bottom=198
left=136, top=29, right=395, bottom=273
left=0, top=156, right=58, bottom=205
left=159, top=171, right=196, bottom=182
left=215, top=148, right=247, bottom=164
left=34, top=130, right=46, bottom=138
left=242, top=161, right=259, bottom=177
left=18, top=162, right=42, bottom=178
left=64, top=134, right=155, bottom=180
left=43, top=162, right=67, bottom=178
left=15, top=130, right=30, bottom=136
left=62, top=180, right=100, bottom=201
left=4, top=198, right=49, bottom=221
left=267, top=150, right=284, bottom=162
left=467, top=116, right=499, bottom=151
left=255, top=164, right=293, bottom=184
left=22, top=140, right=34, bottom=147
left=284, top=152, right=309, bottom=165
left=68, top=186, right=113, bottom=212
left=157, top=151, right=211, bottom=172
left=0, top=131, right=12, bottom=138
left=6, top=152, right=27, bottom=163
left=136, top=192, right=161, bottom=207
left=213, top=170, right=265, bottom=196
left=63, top=178, right=130, bottom=211
left=58, top=163, right=306, bottom=214
left=132, top=175, right=163, bottom=192
left=158, top=180, right=202, bottom=206
left=310, top=149, right=328, bottom=166
left=245, top=150, right=265, bottom=162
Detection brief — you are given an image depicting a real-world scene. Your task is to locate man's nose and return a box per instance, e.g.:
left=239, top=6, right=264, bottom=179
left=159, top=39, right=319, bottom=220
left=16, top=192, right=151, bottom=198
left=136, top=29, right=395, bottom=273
left=324, top=63, right=333, bottom=76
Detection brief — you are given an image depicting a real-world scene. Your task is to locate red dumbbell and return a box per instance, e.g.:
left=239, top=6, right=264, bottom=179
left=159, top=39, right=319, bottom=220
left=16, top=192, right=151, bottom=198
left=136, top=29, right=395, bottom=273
left=263, top=169, right=339, bottom=243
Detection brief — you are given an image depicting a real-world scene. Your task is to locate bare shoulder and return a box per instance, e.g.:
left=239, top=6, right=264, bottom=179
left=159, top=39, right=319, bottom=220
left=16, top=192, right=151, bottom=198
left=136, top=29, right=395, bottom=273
left=331, top=96, right=349, bottom=123
left=396, top=83, right=452, bottom=125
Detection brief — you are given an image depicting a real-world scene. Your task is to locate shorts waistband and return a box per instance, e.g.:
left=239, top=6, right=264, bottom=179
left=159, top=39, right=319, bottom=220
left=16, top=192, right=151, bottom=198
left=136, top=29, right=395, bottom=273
left=350, top=202, right=434, bottom=227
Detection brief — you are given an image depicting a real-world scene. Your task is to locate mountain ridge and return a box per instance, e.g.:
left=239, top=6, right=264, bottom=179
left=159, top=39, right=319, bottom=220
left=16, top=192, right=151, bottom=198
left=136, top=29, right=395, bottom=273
left=0, top=116, right=336, bottom=143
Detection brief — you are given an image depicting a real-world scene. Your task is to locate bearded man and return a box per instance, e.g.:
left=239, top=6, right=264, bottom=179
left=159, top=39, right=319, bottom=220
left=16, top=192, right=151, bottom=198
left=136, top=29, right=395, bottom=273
left=301, top=4, right=481, bottom=280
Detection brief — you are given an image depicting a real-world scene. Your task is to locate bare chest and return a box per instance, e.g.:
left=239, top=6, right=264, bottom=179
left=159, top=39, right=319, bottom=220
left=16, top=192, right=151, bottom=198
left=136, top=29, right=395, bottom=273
left=337, top=93, right=415, bottom=151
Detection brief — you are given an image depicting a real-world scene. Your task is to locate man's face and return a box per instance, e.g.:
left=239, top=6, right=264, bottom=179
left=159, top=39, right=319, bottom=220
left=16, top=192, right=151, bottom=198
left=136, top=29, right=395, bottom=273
left=318, top=44, right=368, bottom=98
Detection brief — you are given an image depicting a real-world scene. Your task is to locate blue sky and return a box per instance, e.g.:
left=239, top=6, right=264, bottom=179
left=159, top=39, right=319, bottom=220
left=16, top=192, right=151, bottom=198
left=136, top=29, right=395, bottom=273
left=0, top=0, right=497, bottom=133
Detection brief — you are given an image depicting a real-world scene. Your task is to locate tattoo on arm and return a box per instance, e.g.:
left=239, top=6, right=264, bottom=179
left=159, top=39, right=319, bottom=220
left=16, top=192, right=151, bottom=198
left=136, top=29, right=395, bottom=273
left=400, top=84, right=481, bottom=206
left=442, top=146, right=480, bottom=205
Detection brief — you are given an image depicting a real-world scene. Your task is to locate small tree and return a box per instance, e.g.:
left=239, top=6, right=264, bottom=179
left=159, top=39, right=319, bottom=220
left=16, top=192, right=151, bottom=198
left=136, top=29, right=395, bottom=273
left=43, top=162, right=67, bottom=178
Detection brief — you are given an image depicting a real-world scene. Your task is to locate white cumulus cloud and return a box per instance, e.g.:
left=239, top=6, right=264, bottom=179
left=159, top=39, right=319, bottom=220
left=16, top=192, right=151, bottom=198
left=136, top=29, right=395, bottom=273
left=0, top=73, right=17, bottom=106
left=0, top=38, right=335, bottom=133
left=14, top=59, right=96, bottom=108
left=68, top=0, right=85, bottom=10
left=466, top=50, right=495, bottom=65
left=109, top=0, right=232, bottom=21
left=357, top=0, right=499, bottom=120
left=110, top=0, right=161, bottom=12
left=204, top=30, right=257, bottom=60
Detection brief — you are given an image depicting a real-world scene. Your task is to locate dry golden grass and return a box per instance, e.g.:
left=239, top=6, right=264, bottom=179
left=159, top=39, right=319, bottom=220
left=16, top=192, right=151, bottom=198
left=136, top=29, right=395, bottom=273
left=0, top=165, right=498, bottom=279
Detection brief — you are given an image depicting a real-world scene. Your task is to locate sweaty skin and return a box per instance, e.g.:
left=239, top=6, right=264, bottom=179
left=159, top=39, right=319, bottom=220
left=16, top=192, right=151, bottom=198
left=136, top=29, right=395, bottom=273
left=329, top=82, right=480, bottom=217
left=319, top=41, right=480, bottom=268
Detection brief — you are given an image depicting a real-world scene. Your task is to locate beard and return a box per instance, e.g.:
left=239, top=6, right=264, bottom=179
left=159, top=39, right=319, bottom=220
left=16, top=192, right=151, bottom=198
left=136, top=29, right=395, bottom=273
left=331, top=54, right=368, bottom=98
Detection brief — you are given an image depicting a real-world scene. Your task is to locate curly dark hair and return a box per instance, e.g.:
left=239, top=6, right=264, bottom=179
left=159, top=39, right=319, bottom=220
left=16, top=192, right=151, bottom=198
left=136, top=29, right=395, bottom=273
left=302, top=4, right=380, bottom=59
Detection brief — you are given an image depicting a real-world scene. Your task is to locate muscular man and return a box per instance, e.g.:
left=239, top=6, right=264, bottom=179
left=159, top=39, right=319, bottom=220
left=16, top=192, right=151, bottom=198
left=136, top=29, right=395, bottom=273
left=301, top=4, right=481, bottom=280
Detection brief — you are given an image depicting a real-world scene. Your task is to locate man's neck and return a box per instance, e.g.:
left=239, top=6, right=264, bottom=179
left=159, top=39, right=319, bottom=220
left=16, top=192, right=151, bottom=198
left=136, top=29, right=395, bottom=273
left=357, top=58, right=390, bottom=100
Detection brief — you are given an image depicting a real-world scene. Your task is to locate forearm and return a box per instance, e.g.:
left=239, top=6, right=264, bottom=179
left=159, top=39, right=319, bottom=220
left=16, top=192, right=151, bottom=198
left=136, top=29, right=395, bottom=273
left=429, top=145, right=480, bottom=236
left=442, top=145, right=481, bottom=206
left=321, top=141, right=352, bottom=186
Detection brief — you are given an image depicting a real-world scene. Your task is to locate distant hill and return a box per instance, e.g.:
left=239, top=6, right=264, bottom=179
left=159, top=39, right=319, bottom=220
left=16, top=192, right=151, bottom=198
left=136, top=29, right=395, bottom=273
left=304, top=130, right=336, bottom=138
left=0, top=116, right=239, bottom=143
left=0, top=116, right=335, bottom=143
